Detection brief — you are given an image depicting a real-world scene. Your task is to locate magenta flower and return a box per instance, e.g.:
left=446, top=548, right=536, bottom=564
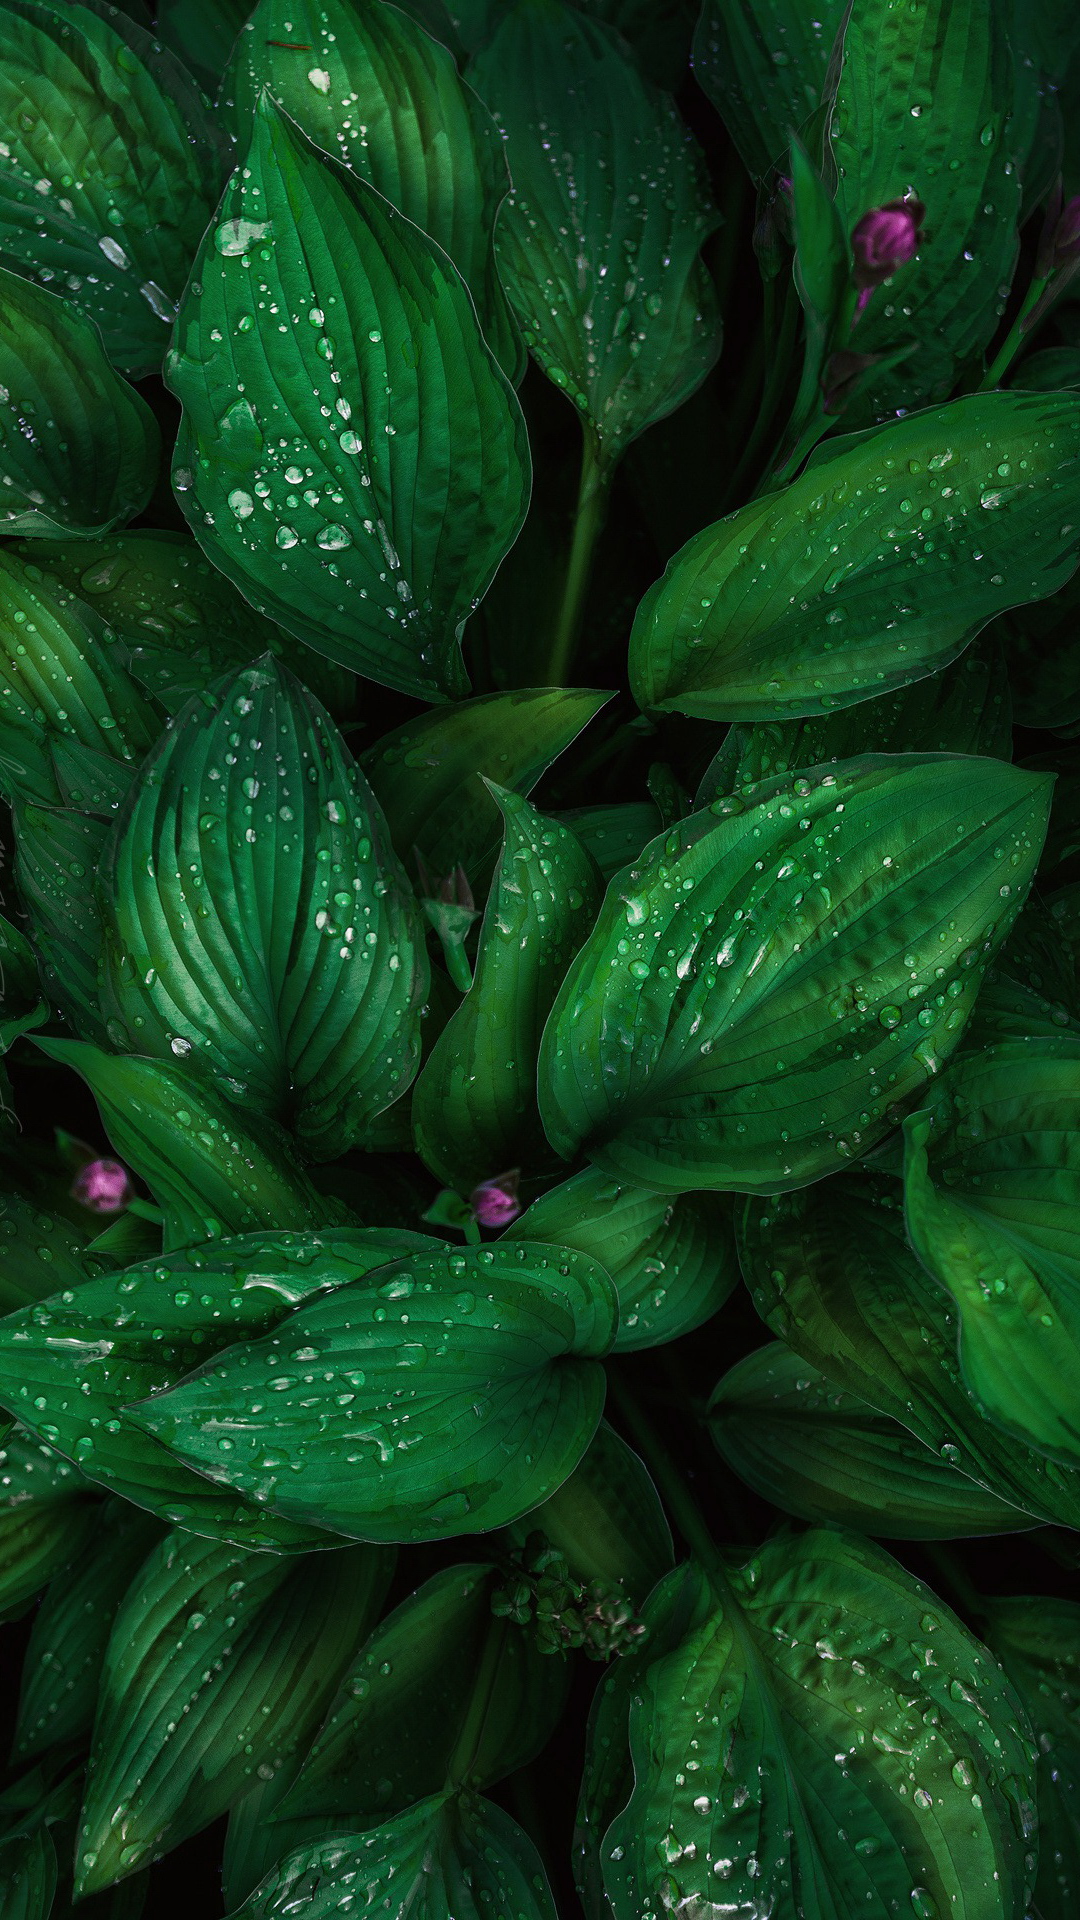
left=851, top=197, right=925, bottom=312
left=470, top=1172, right=522, bottom=1229
left=71, top=1157, right=133, bottom=1214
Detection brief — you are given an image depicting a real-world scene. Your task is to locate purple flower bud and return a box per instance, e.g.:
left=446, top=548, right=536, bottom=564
left=470, top=1171, right=521, bottom=1229
left=851, top=197, right=925, bottom=309
left=71, top=1157, right=132, bottom=1215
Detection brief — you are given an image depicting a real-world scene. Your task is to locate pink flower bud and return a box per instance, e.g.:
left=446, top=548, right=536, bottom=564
left=470, top=1172, right=521, bottom=1229
left=71, top=1157, right=132, bottom=1214
left=851, top=197, right=925, bottom=310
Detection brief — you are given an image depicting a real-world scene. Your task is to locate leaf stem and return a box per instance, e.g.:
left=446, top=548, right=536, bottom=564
left=606, top=1368, right=721, bottom=1576
left=979, top=275, right=1049, bottom=390
left=545, top=431, right=610, bottom=688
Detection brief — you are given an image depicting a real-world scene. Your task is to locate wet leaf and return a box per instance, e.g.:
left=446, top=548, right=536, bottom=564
left=0, top=1823, right=57, bottom=1920
left=557, top=802, right=664, bottom=883
left=507, top=1418, right=674, bottom=1602
left=692, top=0, right=845, bottom=179
left=983, top=1595, right=1080, bottom=1920
left=167, top=97, right=530, bottom=702
left=154, top=0, right=251, bottom=92
left=0, top=1189, right=89, bottom=1316
left=13, top=804, right=110, bottom=1043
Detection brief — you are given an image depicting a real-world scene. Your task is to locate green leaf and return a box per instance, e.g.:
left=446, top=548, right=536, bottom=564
left=0, top=1226, right=428, bottom=1548
left=0, top=1428, right=99, bottom=1623
left=575, top=0, right=697, bottom=89
left=14, top=805, right=109, bottom=1042
left=413, top=788, right=600, bottom=1189
left=0, top=1824, right=57, bottom=1920
left=631, top=392, right=1080, bottom=722
left=74, top=1530, right=393, bottom=1896
left=0, top=267, right=159, bottom=538
left=739, top=1171, right=1080, bottom=1529
left=100, top=659, right=429, bottom=1159
left=32, top=1037, right=330, bottom=1248
left=539, top=753, right=1050, bottom=1193
left=132, top=1240, right=617, bottom=1543
left=154, top=0, right=251, bottom=92
left=228, top=1791, right=558, bottom=1920
left=789, top=133, right=850, bottom=355
left=226, top=0, right=522, bottom=381
left=0, top=1188, right=89, bottom=1315
left=0, top=0, right=230, bottom=375
left=829, top=0, right=1021, bottom=409
left=691, top=0, right=845, bottom=180
left=983, top=1595, right=1080, bottom=1920
left=968, top=889, right=1080, bottom=1044
left=996, top=571, right=1080, bottom=739
left=468, top=0, right=721, bottom=469
left=18, top=531, right=352, bottom=719
left=362, top=687, right=609, bottom=889
left=507, top=1167, right=738, bottom=1349
left=904, top=1036, right=1080, bottom=1466
left=15, top=1501, right=162, bottom=1762
left=506, top=1418, right=674, bottom=1601
left=279, top=1562, right=564, bottom=1824
left=710, top=1340, right=1034, bottom=1538
left=0, top=551, right=160, bottom=808
left=587, top=1533, right=1036, bottom=1920
left=557, top=800, right=664, bottom=883
left=0, top=913, right=41, bottom=1018
left=167, top=97, right=530, bottom=702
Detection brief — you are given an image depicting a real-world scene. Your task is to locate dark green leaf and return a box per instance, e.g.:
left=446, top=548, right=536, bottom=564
left=539, top=753, right=1050, bottom=1193
left=586, top=1533, right=1036, bottom=1920
left=167, top=97, right=530, bottom=702
left=362, top=687, right=609, bottom=888
left=14, top=805, right=109, bottom=1041
left=74, top=1530, right=392, bottom=1896
left=0, top=1824, right=57, bottom=1920
left=469, top=0, right=721, bottom=468
left=280, top=1562, right=564, bottom=1823
left=691, top=0, right=845, bottom=180
left=996, top=571, right=1080, bottom=738
left=100, top=659, right=429, bottom=1159
left=413, top=788, right=599, bottom=1189
left=710, top=1340, right=1033, bottom=1537
left=133, top=1240, right=617, bottom=1543
left=0, top=1427, right=99, bottom=1622
left=507, top=1418, right=673, bottom=1601
left=0, top=0, right=230, bottom=374
left=557, top=801, right=664, bottom=883
left=0, top=1188, right=89, bottom=1316
left=154, top=0, right=251, bottom=92
left=967, top=889, right=1080, bottom=1043
left=789, top=133, right=849, bottom=354
left=904, top=1036, right=1080, bottom=1466
left=631, top=393, right=1080, bottom=721
left=507, top=1167, right=738, bottom=1349
left=226, top=0, right=522, bottom=381
left=33, top=1037, right=331, bottom=1250
left=228, top=1792, right=557, bottom=1920
left=575, top=0, right=697, bottom=89
left=0, top=914, right=42, bottom=1020
left=983, top=1595, right=1080, bottom=1920
left=740, top=1171, right=1080, bottom=1529
left=0, top=266, right=158, bottom=538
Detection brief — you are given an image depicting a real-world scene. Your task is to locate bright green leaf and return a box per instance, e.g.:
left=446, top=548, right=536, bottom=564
left=539, top=753, right=1050, bottom=1193
left=167, top=97, right=530, bottom=702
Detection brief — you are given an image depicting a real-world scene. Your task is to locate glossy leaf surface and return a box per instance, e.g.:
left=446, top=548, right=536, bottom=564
left=0, top=0, right=229, bottom=373
left=100, top=660, right=428, bottom=1159
left=133, top=1241, right=617, bottom=1543
left=469, top=0, right=721, bottom=466
left=984, top=1595, right=1080, bottom=1920
left=14, top=805, right=110, bottom=1043
left=692, top=0, right=844, bottom=178
left=0, top=1189, right=89, bottom=1317
left=631, top=394, right=1080, bottom=721
left=539, top=754, right=1050, bottom=1192
left=904, top=1037, right=1080, bottom=1465
left=168, top=99, right=530, bottom=701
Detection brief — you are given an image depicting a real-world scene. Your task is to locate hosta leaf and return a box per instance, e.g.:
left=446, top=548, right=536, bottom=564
left=507, top=1418, right=674, bottom=1601
left=740, top=1172, right=1080, bottom=1530
left=15, top=1502, right=162, bottom=1761
left=230, top=1792, right=557, bottom=1920
left=0, top=1500, right=98, bottom=1624
left=155, top=0, right=251, bottom=91
left=0, top=552, right=160, bottom=808
left=0, top=268, right=158, bottom=538
left=100, top=659, right=428, bottom=1159
left=507, top=1167, right=738, bottom=1349
left=710, top=1340, right=1033, bottom=1538
left=539, top=753, right=1050, bottom=1193
left=0, top=0, right=230, bottom=374
left=0, top=1824, right=56, bottom=1920
left=830, top=0, right=1020, bottom=409
left=0, top=1227, right=427, bottom=1548
left=631, top=392, right=1080, bottom=722
left=363, top=687, right=608, bottom=888
left=469, top=0, right=721, bottom=468
left=20, top=532, right=351, bottom=719
left=14, top=805, right=109, bottom=1041
left=691, top=0, right=845, bottom=179
left=0, top=1422, right=94, bottom=1508
left=133, top=1241, right=617, bottom=1543
left=587, top=1534, right=1036, bottom=1920
left=968, top=890, right=1080, bottom=1044
left=0, top=1189, right=89, bottom=1315
left=74, top=1530, right=393, bottom=1896
left=558, top=801, right=664, bottom=883
left=413, top=788, right=599, bottom=1189
left=0, top=910, right=39, bottom=1016
left=167, top=97, right=530, bottom=702
left=33, top=1038, right=329, bottom=1249
left=227, top=0, right=521, bottom=381
left=904, top=1036, right=1080, bottom=1465
left=280, top=1562, right=564, bottom=1823
left=996, top=573, right=1080, bottom=738
left=983, top=1595, right=1080, bottom=1920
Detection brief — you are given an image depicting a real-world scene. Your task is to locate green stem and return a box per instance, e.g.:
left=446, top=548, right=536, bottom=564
left=462, top=1214, right=482, bottom=1247
left=445, top=1617, right=509, bottom=1789
left=979, top=275, right=1049, bottom=390
left=546, top=432, right=610, bottom=688
left=606, top=1369, right=723, bottom=1577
